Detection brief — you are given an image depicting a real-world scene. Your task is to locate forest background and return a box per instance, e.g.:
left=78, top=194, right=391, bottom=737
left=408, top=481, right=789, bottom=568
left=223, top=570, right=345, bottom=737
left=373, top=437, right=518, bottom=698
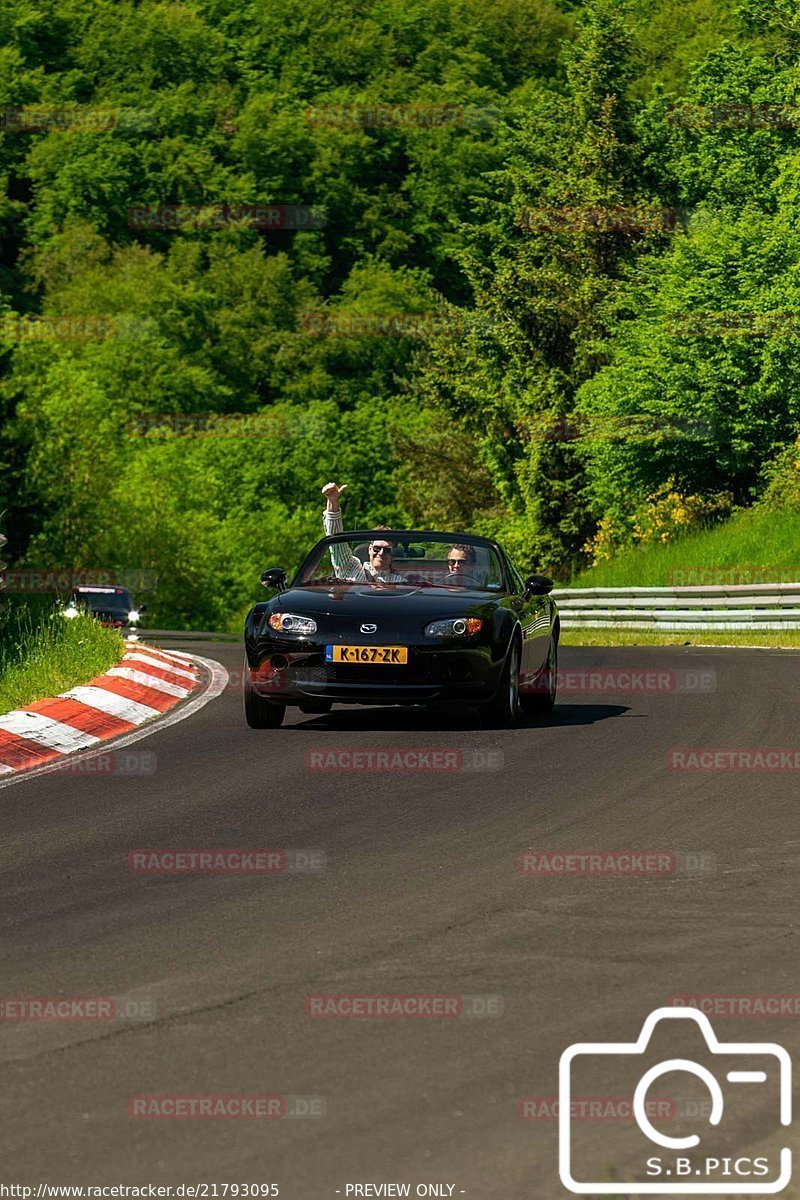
left=2, top=0, right=799, bottom=630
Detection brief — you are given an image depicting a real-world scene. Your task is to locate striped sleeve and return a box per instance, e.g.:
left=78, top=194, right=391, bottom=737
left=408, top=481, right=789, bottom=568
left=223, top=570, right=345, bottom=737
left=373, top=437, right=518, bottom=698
left=323, top=508, right=366, bottom=581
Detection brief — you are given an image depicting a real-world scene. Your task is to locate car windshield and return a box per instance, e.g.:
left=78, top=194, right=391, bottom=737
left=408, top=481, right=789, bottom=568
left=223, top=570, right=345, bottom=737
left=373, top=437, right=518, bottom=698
left=295, top=532, right=507, bottom=592
left=71, top=587, right=133, bottom=611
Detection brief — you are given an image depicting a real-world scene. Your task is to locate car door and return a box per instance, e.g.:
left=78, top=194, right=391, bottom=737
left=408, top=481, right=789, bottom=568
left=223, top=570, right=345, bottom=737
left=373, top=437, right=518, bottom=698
left=505, top=557, right=552, bottom=687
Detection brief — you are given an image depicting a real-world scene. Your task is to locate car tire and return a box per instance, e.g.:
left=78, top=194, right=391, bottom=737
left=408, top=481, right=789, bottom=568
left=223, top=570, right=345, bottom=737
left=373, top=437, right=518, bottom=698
left=479, top=640, right=522, bottom=728
left=522, top=635, right=558, bottom=717
left=243, top=659, right=286, bottom=728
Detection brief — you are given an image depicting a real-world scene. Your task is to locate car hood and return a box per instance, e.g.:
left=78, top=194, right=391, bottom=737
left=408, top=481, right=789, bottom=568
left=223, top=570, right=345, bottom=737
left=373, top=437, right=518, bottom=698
left=275, top=584, right=501, bottom=619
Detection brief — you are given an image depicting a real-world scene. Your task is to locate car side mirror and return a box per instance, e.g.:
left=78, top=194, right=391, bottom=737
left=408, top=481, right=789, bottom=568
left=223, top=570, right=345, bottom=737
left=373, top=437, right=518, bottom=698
left=138, top=603, right=148, bottom=613
left=261, top=567, right=287, bottom=592
left=524, top=573, right=553, bottom=597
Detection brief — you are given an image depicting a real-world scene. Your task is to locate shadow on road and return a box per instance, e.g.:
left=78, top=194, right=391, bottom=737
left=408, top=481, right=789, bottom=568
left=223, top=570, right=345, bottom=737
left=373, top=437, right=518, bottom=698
left=285, top=702, right=629, bottom=733
left=524, top=702, right=629, bottom=728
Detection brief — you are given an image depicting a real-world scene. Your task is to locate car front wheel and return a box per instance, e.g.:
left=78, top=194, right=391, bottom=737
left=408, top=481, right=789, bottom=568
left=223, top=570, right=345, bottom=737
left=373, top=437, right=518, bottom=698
left=522, top=635, right=558, bottom=717
left=243, top=658, right=286, bottom=728
left=479, top=640, right=521, bottom=728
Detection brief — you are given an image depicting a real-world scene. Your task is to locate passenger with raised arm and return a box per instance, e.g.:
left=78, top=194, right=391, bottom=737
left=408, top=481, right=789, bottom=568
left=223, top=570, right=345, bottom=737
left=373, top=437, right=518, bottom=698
left=321, top=482, right=408, bottom=583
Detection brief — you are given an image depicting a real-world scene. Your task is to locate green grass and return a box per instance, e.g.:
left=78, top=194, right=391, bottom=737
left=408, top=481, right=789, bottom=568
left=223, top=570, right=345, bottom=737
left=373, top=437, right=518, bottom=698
left=569, top=506, right=800, bottom=589
left=561, top=628, right=800, bottom=648
left=0, top=605, right=125, bottom=713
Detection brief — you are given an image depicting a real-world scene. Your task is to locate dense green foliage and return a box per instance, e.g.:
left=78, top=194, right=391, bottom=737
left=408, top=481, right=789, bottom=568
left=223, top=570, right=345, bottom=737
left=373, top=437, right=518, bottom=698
left=1, top=0, right=798, bottom=630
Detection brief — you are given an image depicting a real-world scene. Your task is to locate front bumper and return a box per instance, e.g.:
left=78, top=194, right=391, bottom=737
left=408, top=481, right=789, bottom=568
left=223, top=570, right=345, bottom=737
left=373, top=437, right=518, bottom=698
left=247, top=639, right=503, bottom=707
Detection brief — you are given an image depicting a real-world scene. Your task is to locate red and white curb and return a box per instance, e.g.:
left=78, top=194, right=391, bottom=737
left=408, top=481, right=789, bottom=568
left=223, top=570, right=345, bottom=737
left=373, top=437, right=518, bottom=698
left=0, top=639, right=229, bottom=785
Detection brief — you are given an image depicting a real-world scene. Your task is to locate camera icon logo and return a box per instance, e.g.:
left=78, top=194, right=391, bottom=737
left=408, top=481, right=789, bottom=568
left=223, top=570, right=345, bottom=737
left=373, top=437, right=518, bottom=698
left=559, top=1007, right=791, bottom=1194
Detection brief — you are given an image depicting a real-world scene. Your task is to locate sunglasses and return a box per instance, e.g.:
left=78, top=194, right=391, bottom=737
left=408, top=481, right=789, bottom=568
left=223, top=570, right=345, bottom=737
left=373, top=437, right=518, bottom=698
left=447, top=558, right=468, bottom=567
left=370, top=544, right=393, bottom=554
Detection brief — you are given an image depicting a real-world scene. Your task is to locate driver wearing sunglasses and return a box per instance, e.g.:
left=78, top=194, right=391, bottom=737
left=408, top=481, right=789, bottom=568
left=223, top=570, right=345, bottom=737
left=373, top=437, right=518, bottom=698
left=445, top=544, right=477, bottom=574
left=321, top=481, right=408, bottom=583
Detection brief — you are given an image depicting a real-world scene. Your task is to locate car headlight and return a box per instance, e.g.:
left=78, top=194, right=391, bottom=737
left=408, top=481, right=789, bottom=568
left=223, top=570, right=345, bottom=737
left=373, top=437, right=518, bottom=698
left=268, top=612, right=317, bottom=635
left=128, top=609, right=140, bottom=622
left=62, top=606, right=79, bottom=619
left=424, top=617, right=483, bottom=638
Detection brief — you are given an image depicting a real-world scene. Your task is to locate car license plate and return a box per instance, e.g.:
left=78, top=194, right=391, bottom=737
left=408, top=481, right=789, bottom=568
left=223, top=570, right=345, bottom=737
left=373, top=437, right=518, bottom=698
left=325, top=645, right=408, bottom=665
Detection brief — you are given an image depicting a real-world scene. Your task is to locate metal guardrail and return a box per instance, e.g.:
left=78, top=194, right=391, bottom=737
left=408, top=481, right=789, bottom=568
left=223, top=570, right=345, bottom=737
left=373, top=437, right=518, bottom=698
left=552, top=583, right=800, bottom=631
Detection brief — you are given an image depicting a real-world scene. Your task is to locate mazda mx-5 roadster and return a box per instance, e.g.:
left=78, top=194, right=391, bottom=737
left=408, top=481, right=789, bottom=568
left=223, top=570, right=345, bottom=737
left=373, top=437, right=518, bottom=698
left=242, top=529, right=559, bottom=728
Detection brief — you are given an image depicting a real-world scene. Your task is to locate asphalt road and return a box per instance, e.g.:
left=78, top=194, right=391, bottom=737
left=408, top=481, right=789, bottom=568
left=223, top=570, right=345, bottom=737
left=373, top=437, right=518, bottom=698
left=1, top=641, right=799, bottom=1198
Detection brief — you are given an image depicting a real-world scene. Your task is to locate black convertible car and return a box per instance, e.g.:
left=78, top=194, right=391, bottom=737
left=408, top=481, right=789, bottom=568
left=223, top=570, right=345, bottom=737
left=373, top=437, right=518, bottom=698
left=243, top=529, right=559, bottom=728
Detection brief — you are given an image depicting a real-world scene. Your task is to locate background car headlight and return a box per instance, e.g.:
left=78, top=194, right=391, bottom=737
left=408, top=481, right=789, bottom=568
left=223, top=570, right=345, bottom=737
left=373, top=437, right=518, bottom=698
left=424, top=617, right=483, bottom=637
left=128, top=609, right=140, bottom=622
left=62, top=605, right=79, bottom=619
left=268, top=612, right=317, bottom=635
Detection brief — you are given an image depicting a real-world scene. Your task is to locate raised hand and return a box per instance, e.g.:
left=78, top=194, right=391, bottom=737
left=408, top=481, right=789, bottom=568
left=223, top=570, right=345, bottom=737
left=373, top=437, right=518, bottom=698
left=321, top=481, right=348, bottom=510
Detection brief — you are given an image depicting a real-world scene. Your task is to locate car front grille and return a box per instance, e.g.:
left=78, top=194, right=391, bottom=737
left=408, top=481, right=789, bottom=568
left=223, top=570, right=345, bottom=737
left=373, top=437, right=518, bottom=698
left=291, top=662, right=419, bottom=685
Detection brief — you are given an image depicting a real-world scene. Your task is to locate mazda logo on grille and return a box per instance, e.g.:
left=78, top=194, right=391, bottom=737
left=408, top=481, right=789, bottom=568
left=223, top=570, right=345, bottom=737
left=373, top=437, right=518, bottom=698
left=360, top=623, right=377, bottom=633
